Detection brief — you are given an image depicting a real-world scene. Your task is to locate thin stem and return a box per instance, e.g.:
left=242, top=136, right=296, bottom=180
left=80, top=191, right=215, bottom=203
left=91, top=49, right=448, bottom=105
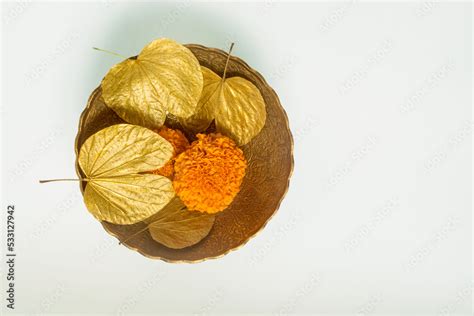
left=222, top=42, right=235, bottom=81
left=92, top=47, right=128, bottom=59
left=119, top=225, right=149, bottom=245
left=39, top=178, right=88, bottom=184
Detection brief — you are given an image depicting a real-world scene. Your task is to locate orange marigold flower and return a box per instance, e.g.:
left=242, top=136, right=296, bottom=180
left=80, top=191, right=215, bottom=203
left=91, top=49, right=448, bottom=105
left=151, top=126, right=189, bottom=178
left=173, top=133, right=247, bottom=213
left=156, top=126, right=189, bottom=155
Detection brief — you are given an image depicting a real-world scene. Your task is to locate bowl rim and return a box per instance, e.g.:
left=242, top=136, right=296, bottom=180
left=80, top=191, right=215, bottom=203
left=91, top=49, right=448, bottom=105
left=74, top=43, right=294, bottom=263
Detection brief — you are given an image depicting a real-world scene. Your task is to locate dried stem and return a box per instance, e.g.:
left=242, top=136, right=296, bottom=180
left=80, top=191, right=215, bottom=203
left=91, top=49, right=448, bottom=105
left=119, top=225, right=149, bottom=245
left=222, top=42, right=235, bottom=81
left=92, top=47, right=127, bottom=59
left=39, top=178, right=87, bottom=184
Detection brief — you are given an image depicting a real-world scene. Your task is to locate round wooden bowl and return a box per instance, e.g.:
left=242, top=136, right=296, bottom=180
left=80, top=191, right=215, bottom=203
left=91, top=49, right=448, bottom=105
left=75, top=44, right=293, bottom=263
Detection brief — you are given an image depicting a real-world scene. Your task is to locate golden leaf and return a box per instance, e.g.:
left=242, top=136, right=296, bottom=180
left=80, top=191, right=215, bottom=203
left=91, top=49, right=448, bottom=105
left=183, top=45, right=266, bottom=145
left=78, top=124, right=175, bottom=225
left=144, top=197, right=215, bottom=249
left=101, top=38, right=203, bottom=129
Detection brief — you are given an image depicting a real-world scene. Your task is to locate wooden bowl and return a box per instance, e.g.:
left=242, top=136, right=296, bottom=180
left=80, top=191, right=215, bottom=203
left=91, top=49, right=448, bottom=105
left=75, top=44, right=293, bottom=263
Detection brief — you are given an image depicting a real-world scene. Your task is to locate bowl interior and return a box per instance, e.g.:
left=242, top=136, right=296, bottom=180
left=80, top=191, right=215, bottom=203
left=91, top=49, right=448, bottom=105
left=75, top=44, right=293, bottom=262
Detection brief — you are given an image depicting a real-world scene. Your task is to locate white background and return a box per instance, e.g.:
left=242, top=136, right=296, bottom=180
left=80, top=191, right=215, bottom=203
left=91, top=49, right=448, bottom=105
left=1, top=1, right=472, bottom=315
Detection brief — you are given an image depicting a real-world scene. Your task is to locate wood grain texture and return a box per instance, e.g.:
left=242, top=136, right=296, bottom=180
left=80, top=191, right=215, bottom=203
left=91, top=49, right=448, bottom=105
left=74, top=44, right=294, bottom=263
